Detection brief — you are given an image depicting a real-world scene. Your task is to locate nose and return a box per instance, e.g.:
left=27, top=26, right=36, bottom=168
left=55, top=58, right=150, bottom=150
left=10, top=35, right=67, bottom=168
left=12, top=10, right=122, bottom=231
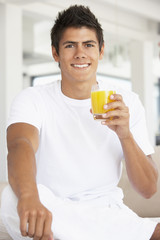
left=74, top=45, right=86, bottom=59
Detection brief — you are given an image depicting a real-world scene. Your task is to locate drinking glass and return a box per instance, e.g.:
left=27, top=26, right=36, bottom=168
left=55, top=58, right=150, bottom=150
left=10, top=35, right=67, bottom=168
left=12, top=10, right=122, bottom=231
left=91, top=84, right=116, bottom=119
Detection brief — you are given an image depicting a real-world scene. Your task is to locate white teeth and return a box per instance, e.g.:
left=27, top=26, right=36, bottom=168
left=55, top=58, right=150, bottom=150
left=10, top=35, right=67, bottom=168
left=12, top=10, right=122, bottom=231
left=73, top=64, right=89, bottom=68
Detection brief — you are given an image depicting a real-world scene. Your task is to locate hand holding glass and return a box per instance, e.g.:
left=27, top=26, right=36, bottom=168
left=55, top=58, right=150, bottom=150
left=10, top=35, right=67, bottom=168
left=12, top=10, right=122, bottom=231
left=91, top=84, right=116, bottom=120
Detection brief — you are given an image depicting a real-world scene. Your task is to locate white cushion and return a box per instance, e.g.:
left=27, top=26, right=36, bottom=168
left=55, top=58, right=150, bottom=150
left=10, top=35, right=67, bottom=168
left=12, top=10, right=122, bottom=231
left=0, top=215, right=13, bottom=240
left=150, top=217, right=160, bottom=223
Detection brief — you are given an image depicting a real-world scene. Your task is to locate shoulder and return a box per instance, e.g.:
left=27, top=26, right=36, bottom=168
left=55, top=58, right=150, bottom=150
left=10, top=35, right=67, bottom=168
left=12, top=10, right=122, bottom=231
left=14, top=80, right=60, bottom=102
left=31, top=80, right=60, bottom=97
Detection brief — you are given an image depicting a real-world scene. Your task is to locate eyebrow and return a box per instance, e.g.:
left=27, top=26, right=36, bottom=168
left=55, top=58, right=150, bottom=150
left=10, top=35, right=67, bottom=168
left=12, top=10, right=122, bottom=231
left=62, top=40, right=97, bottom=45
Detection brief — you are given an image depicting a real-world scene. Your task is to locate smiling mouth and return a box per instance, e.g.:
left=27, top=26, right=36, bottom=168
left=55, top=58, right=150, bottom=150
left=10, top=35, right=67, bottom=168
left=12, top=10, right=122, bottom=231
left=71, top=64, right=90, bottom=68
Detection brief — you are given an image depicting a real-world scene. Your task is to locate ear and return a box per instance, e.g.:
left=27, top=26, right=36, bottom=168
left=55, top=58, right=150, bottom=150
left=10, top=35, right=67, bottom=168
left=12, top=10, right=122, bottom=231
left=99, top=43, right=105, bottom=60
left=52, top=46, right=59, bottom=62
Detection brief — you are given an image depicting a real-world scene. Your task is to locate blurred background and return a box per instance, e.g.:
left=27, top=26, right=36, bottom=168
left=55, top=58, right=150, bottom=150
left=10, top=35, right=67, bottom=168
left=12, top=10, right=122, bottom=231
left=0, top=0, right=160, bottom=181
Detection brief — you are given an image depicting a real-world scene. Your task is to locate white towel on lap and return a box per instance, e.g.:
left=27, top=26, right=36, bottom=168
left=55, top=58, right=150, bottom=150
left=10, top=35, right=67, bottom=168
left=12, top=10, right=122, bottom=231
left=0, top=184, right=158, bottom=240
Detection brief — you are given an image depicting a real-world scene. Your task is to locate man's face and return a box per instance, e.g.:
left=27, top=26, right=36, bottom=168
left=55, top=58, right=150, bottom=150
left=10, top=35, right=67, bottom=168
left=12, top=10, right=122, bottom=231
left=52, top=27, right=104, bottom=84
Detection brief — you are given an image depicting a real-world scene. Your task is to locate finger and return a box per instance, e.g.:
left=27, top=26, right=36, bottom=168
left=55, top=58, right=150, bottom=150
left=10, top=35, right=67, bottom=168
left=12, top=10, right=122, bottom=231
left=90, top=108, right=92, bottom=114
left=41, top=212, right=53, bottom=240
left=28, top=211, right=37, bottom=238
left=110, top=93, right=122, bottom=101
left=101, top=118, right=128, bottom=126
left=102, top=109, right=129, bottom=119
left=19, top=211, right=29, bottom=237
left=34, top=211, right=46, bottom=239
left=104, top=102, right=127, bottom=111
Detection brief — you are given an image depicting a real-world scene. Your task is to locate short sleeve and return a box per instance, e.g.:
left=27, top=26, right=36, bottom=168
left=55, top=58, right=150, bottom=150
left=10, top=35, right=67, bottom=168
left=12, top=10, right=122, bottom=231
left=6, top=87, right=43, bottom=132
left=129, top=95, right=154, bottom=155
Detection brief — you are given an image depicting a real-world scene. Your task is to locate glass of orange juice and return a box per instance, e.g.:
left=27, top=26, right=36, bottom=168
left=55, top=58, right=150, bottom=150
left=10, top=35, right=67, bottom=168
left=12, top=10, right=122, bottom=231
left=91, top=84, right=116, bottom=119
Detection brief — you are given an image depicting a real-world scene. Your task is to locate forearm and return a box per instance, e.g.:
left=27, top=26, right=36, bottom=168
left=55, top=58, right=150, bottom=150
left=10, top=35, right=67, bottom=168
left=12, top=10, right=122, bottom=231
left=120, top=132, right=158, bottom=198
left=8, top=138, right=39, bottom=200
left=100, top=93, right=158, bottom=198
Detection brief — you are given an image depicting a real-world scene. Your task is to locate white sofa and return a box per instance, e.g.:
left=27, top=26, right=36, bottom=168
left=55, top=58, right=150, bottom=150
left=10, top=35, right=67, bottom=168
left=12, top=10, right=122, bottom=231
left=0, top=146, right=160, bottom=239
left=0, top=183, right=12, bottom=240
left=118, top=146, right=160, bottom=218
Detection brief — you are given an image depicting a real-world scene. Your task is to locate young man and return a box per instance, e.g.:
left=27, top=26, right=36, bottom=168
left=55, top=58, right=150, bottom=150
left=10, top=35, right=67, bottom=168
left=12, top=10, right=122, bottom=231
left=1, top=5, right=160, bottom=240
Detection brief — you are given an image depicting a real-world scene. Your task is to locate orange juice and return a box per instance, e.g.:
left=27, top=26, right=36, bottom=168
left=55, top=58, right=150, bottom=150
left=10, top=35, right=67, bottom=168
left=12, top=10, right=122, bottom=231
left=91, top=90, right=116, bottom=116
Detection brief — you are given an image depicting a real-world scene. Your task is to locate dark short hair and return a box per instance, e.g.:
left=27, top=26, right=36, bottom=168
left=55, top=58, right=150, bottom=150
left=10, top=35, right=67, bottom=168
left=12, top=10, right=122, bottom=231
left=50, top=5, right=104, bottom=54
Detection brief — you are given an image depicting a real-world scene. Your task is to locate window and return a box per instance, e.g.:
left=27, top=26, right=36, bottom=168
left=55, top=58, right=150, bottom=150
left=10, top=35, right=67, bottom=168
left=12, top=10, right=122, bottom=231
left=32, top=73, right=131, bottom=90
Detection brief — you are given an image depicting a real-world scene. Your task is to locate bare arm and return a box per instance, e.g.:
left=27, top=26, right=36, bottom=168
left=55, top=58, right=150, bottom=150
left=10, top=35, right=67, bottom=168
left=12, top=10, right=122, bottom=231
left=120, top=133, right=158, bottom=198
left=99, top=94, right=158, bottom=198
left=7, top=123, right=53, bottom=240
left=7, top=123, right=39, bottom=201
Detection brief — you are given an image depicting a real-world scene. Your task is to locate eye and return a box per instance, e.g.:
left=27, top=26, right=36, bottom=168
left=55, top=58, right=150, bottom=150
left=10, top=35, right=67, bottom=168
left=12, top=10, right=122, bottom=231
left=65, top=44, right=74, bottom=48
left=86, top=43, right=94, bottom=47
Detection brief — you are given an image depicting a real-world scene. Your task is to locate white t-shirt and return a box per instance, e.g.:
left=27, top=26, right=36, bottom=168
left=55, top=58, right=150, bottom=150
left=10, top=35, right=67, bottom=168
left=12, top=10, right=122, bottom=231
left=7, top=79, right=154, bottom=202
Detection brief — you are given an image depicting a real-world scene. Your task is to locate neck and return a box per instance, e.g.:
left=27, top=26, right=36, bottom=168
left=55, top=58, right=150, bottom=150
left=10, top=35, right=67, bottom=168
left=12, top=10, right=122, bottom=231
left=61, top=79, right=97, bottom=100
